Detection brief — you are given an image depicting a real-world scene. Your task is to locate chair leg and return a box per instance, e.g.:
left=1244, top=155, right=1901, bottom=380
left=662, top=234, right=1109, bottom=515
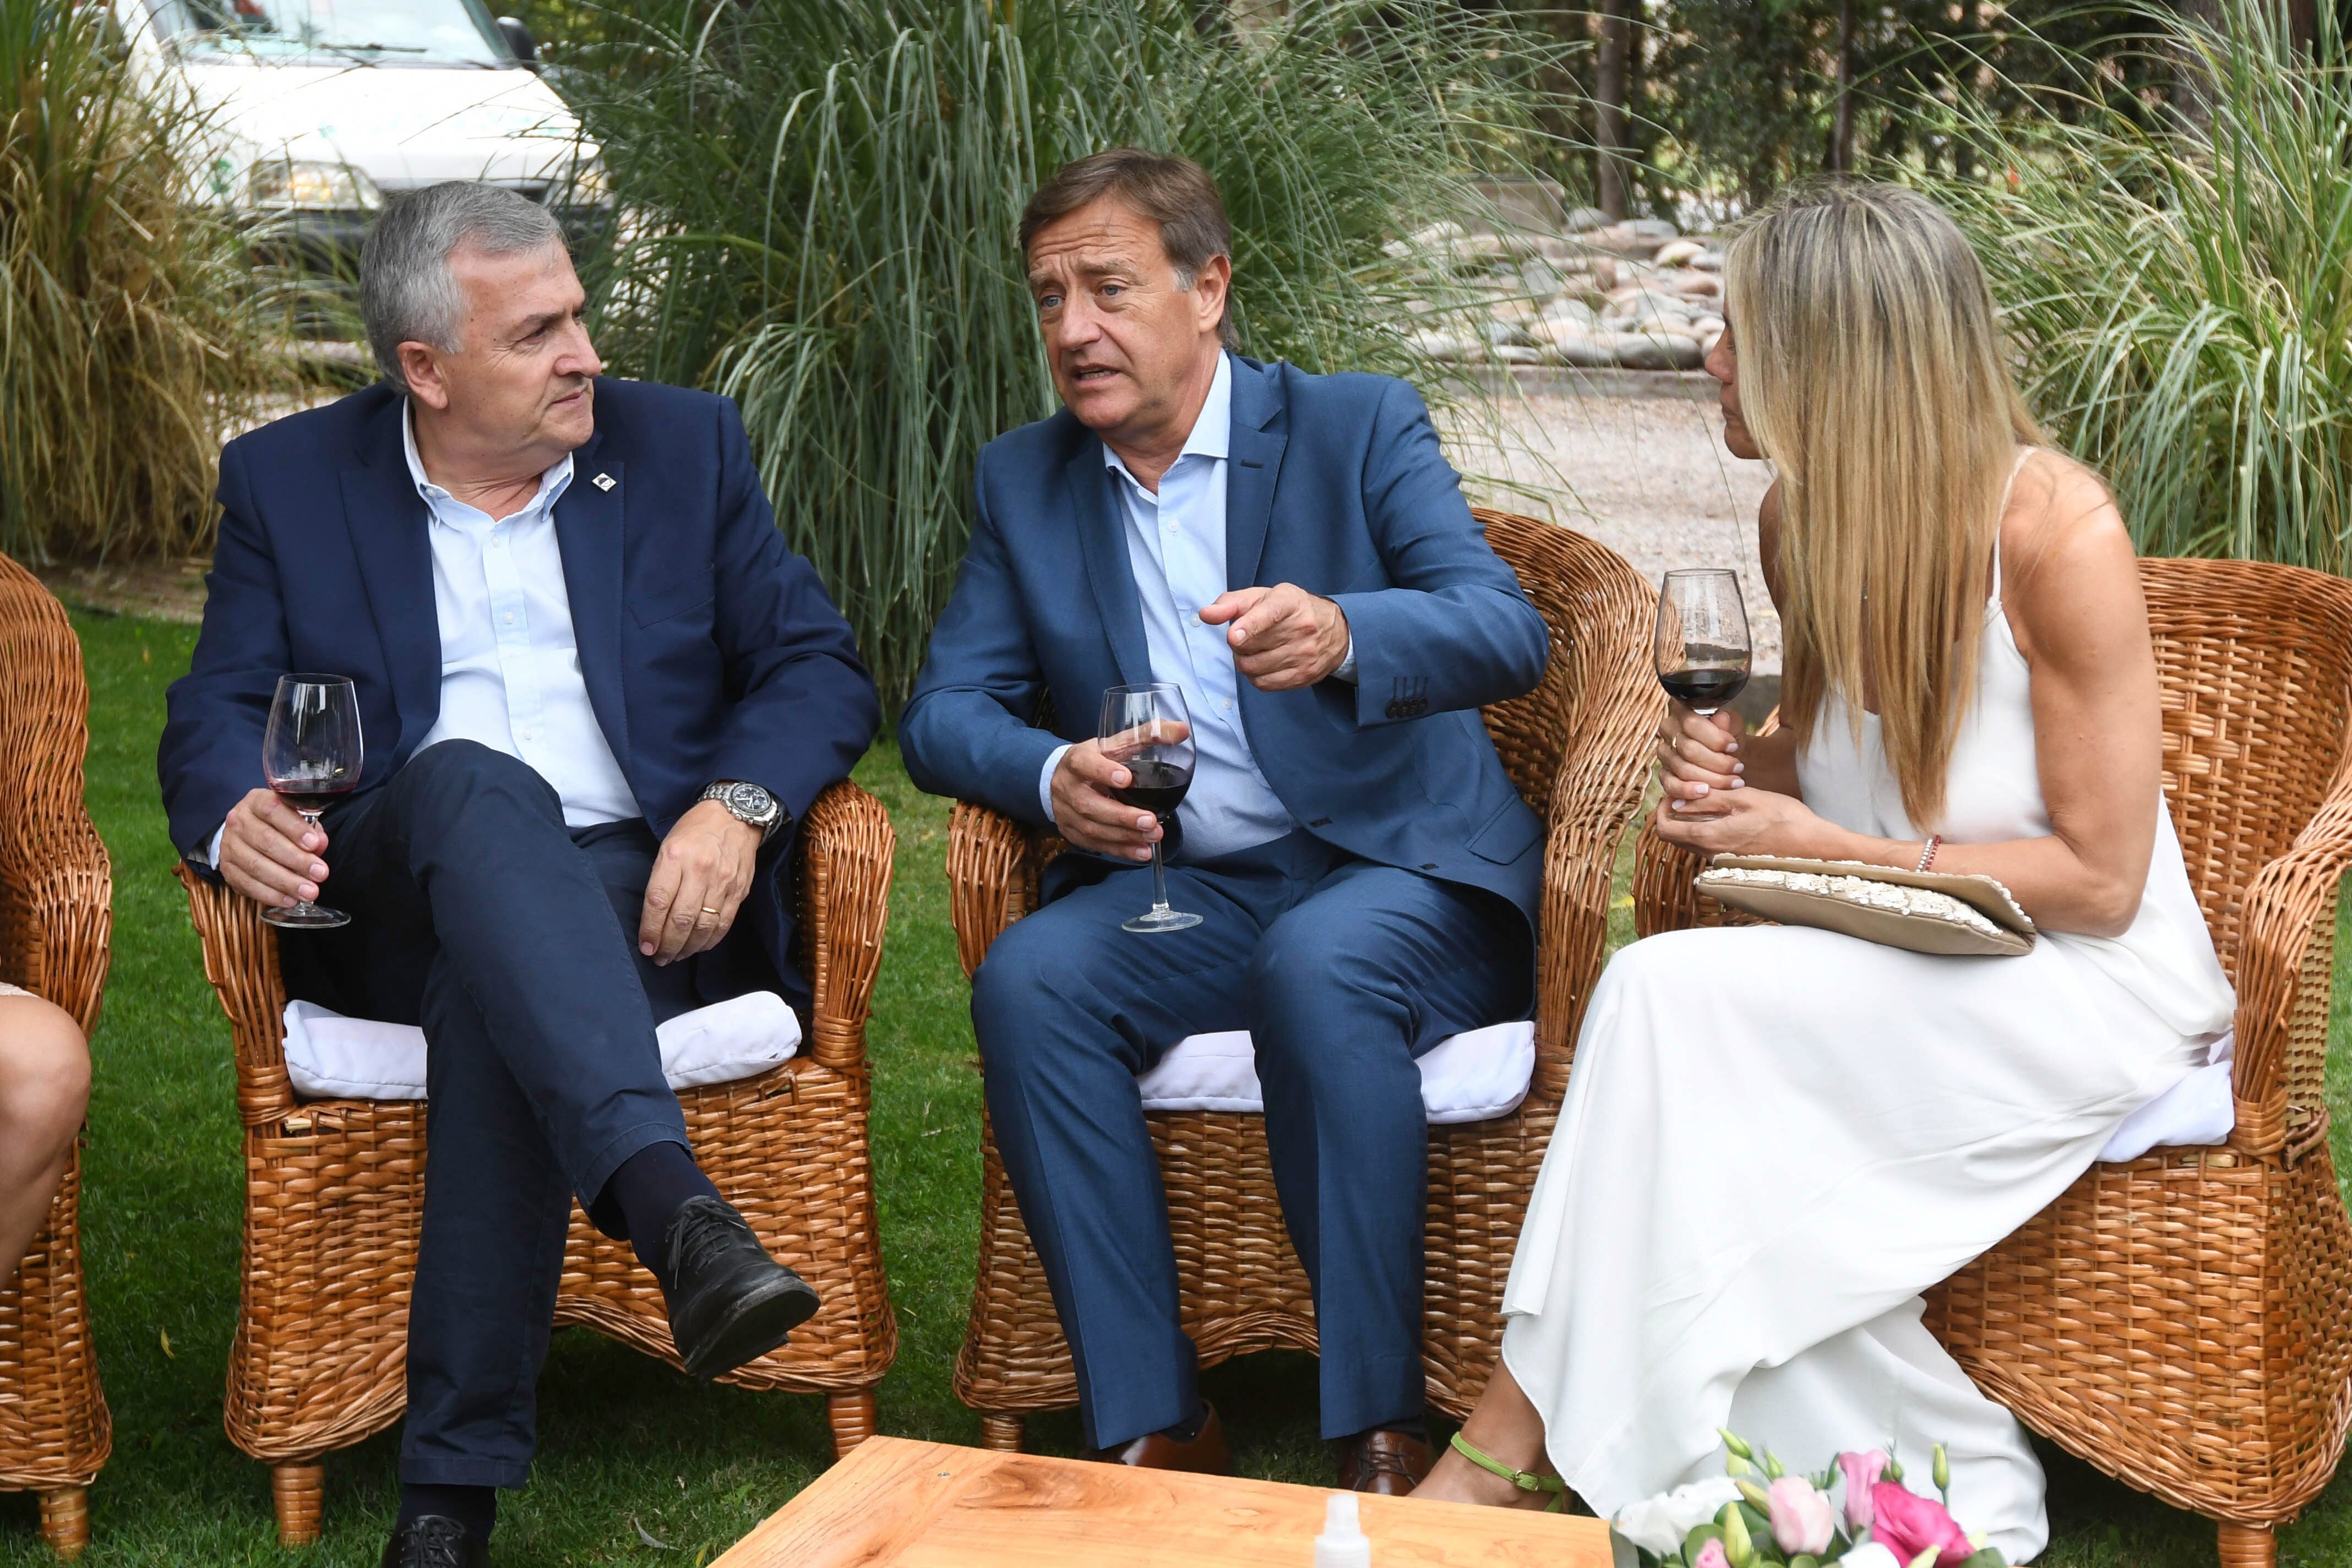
left=826, top=1390, right=880, bottom=1458
left=36, top=1487, right=87, bottom=1561
left=272, top=1462, right=325, bottom=1547
left=978, top=1413, right=1025, bottom=1453
left=2217, top=1522, right=2275, bottom=1568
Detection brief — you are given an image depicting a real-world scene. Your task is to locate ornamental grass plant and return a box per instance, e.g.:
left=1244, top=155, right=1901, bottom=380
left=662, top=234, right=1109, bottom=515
left=565, top=0, right=1566, bottom=711
left=0, top=3, right=290, bottom=564
left=1924, top=2, right=2352, bottom=571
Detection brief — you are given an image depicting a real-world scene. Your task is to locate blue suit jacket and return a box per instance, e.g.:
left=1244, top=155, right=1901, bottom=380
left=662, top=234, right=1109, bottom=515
left=900, top=355, right=1550, bottom=929
left=158, top=377, right=880, bottom=1004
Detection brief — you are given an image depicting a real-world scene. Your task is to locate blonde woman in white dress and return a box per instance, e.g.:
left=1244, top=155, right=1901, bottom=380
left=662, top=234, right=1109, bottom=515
left=0, top=981, right=88, bottom=1291
left=1411, top=183, right=2234, bottom=1564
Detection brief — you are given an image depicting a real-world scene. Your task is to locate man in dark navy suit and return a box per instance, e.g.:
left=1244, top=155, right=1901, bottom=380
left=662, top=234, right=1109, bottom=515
left=900, top=151, right=1549, bottom=1493
left=158, top=182, right=878, bottom=1567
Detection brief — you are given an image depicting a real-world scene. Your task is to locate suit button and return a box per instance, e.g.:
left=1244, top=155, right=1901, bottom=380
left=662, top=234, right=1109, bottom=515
left=1406, top=698, right=1429, bottom=717
left=1385, top=700, right=1408, bottom=720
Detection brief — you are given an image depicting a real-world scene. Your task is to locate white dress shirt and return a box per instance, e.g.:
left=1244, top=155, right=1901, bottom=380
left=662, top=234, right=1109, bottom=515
left=402, top=403, right=641, bottom=827
left=1039, top=353, right=1352, bottom=862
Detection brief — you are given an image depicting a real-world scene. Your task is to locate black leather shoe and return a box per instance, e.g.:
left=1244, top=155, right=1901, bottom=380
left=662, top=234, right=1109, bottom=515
left=662, top=1194, right=822, bottom=1380
left=380, top=1516, right=487, bottom=1568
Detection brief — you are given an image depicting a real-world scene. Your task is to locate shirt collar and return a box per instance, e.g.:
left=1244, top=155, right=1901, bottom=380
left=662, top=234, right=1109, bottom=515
left=401, top=398, right=575, bottom=518
left=1103, top=351, right=1233, bottom=488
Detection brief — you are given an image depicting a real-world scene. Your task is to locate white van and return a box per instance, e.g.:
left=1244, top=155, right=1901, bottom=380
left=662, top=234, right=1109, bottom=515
left=115, top=0, right=606, bottom=263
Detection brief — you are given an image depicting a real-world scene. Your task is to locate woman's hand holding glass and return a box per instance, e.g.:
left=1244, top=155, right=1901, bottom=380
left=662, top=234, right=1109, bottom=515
left=1655, top=700, right=1745, bottom=812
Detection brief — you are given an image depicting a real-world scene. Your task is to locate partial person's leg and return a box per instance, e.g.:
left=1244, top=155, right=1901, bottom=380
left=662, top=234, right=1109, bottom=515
left=397, top=954, right=574, bottom=1536
left=1246, top=863, right=1531, bottom=1441
left=1414, top=1359, right=1564, bottom=1510
left=969, top=858, right=1283, bottom=1452
left=1724, top=1298, right=2048, bottom=1565
left=313, top=742, right=689, bottom=1205
left=0, top=993, right=89, bottom=1290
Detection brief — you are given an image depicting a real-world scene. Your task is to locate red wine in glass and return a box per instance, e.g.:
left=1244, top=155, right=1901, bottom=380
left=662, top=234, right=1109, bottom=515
left=1098, top=683, right=1202, bottom=934
left=261, top=674, right=362, bottom=929
left=1108, top=758, right=1194, bottom=819
left=1656, top=569, right=1752, bottom=718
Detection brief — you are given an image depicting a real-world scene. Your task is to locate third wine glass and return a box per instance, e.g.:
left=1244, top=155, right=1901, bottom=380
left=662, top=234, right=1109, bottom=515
left=1655, top=568, right=1752, bottom=718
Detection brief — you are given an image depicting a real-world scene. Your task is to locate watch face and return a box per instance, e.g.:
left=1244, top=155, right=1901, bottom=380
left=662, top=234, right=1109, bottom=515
left=727, top=782, right=777, bottom=821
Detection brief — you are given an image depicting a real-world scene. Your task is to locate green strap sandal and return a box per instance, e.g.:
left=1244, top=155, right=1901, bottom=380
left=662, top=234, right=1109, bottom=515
left=1449, top=1431, right=1570, bottom=1512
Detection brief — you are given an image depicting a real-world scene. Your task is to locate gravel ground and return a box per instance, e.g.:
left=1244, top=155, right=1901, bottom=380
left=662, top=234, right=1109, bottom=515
left=1444, top=378, right=1781, bottom=677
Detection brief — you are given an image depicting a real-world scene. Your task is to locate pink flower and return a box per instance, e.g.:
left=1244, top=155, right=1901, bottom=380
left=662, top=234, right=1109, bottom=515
left=1766, top=1476, right=1837, bottom=1555
left=1691, top=1542, right=1733, bottom=1568
left=1838, top=1449, right=1890, bottom=1534
left=1870, top=1480, right=1978, bottom=1566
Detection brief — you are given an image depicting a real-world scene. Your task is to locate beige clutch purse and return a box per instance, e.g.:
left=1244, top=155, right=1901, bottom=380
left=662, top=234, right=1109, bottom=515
left=1694, top=854, right=2037, bottom=957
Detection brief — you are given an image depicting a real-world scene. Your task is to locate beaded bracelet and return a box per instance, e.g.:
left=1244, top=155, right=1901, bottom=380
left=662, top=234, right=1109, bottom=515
left=1914, top=834, right=1942, bottom=874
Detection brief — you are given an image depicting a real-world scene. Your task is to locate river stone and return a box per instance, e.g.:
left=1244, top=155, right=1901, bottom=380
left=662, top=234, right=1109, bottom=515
left=1492, top=344, right=1545, bottom=366
left=1614, top=331, right=1703, bottom=370
left=1653, top=238, right=1706, bottom=268
left=1624, top=217, right=1680, bottom=239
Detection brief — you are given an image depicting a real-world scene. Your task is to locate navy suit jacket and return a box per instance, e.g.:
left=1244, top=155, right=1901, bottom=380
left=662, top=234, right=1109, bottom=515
left=899, top=355, right=1550, bottom=930
left=158, top=377, right=881, bottom=1005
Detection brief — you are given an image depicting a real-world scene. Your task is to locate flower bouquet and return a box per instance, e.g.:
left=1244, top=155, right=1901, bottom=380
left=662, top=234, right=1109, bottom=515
left=1608, top=1432, right=2008, bottom=1568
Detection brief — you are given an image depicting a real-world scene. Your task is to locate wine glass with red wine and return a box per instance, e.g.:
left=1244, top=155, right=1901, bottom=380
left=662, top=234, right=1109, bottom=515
left=1098, top=682, right=1201, bottom=935
left=260, top=673, right=362, bottom=929
left=1656, top=569, right=1752, bottom=719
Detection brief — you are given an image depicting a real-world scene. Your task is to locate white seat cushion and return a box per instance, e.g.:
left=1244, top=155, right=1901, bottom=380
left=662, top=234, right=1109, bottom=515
left=2096, top=1027, right=2236, bottom=1162
left=1136, top=1020, right=1536, bottom=1126
left=281, top=991, right=802, bottom=1102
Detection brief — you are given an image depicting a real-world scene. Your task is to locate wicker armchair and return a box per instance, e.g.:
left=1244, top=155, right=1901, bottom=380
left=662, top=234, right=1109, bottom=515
left=175, top=780, right=896, bottom=1545
left=944, top=511, right=1662, bottom=1448
left=1632, top=558, right=2352, bottom=1568
left=0, top=556, right=113, bottom=1560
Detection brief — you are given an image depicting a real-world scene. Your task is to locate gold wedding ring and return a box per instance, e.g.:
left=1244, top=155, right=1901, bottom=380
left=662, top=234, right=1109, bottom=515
left=699, top=906, right=720, bottom=916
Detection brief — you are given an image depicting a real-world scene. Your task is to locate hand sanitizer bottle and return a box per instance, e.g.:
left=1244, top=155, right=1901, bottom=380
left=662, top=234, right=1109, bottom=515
left=1315, top=1493, right=1371, bottom=1568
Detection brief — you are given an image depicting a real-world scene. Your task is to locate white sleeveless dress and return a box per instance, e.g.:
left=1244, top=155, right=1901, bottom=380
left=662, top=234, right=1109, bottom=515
left=1496, top=482, right=2235, bottom=1562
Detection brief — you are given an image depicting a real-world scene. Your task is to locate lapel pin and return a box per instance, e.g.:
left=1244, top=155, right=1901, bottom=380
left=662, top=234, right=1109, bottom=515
left=593, top=472, right=616, bottom=492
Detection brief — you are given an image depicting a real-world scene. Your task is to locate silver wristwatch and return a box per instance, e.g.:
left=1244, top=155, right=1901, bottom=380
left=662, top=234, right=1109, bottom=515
left=700, top=780, right=786, bottom=841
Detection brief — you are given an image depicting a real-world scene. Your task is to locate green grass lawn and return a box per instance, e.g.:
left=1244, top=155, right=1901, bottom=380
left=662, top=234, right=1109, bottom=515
left=4, top=606, right=2349, bottom=1565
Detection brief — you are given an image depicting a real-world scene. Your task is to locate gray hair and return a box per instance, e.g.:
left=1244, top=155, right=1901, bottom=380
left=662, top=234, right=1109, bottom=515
left=359, top=182, right=567, bottom=384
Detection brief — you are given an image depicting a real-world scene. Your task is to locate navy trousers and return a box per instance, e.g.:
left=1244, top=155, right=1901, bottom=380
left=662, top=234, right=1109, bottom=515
left=280, top=740, right=701, bottom=1489
left=970, top=830, right=1532, bottom=1451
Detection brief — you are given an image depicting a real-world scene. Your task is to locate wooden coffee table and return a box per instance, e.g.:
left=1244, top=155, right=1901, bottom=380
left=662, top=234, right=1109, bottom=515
left=712, top=1436, right=1613, bottom=1567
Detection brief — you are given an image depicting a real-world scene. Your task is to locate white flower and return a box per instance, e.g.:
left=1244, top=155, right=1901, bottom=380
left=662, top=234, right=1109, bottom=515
left=1610, top=1477, right=1744, bottom=1556
left=1836, top=1545, right=1903, bottom=1568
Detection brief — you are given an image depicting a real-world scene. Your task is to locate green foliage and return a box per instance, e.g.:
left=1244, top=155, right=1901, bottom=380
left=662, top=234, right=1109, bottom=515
left=1641, top=2, right=2170, bottom=216
left=0, top=4, right=291, bottom=564
left=1927, top=2, right=2352, bottom=569
left=560, top=0, right=1564, bottom=712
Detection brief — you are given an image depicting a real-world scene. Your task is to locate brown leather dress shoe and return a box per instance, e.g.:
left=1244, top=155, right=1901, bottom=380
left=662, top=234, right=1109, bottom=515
left=1082, top=1403, right=1231, bottom=1474
left=1336, top=1428, right=1434, bottom=1494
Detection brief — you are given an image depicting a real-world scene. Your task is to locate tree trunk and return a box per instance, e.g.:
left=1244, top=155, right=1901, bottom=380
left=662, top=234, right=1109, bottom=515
left=1828, top=0, right=1858, bottom=174
left=1952, top=0, right=1980, bottom=179
left=1596, top=0, right=1632, bottom=221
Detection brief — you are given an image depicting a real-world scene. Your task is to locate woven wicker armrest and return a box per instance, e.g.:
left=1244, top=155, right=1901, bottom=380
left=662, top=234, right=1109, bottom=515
left=797, top=780, right=894, bottom=1071
left=1631, top=821, right=1722, bottom=940
left=1528, top=685, right=1663, bottom=1108
left=2224, top=778, right=2352, bottom=1157
left=4, top=823, right=112, bottom=1037
left=175, top=864, right=299, bottom=1130
left=946, top=803, right=1048, bottom=981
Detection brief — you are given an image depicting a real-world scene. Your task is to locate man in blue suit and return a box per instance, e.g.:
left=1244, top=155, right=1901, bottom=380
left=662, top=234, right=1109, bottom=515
left=901, top=150, right=1549, bottom=1491
left=158, top=183, right=878, bottom=1567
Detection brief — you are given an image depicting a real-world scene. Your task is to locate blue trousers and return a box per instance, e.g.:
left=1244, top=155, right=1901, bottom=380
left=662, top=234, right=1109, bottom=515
left=281, top=741, right=703, bottom=1489
left=970, top=830, right=1531, bottom=1450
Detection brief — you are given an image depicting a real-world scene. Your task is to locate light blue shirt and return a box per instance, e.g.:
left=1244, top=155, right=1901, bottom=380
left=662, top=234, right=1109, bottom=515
left=403, top=403, right=640, bottom=828
left=1040, top=353, right=1344, bottom=861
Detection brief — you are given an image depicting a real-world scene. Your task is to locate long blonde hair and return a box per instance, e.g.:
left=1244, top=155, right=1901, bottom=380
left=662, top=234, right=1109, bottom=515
left=1724, top=182, right=2045, bottom=829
